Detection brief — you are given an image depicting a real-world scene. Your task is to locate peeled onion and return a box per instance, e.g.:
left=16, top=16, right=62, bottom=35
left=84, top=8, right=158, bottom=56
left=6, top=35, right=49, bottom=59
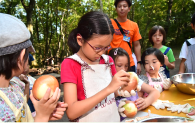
left=121, top=72, right=138, bottom=92
left=123, top=100, right=137, bottom=118
left=32, top=75, right=59, bottom=100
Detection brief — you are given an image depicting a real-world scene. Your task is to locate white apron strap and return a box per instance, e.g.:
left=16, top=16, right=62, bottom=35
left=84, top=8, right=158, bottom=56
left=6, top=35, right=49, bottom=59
left=143, top=72, right=164, bottom=98
left=68, top=54, right=85, bottom=64
left=146, top=72, right=164, bottom=87
left=68, top=54, right=95, bottom=71
left=101, top=54, right=114, bottom=70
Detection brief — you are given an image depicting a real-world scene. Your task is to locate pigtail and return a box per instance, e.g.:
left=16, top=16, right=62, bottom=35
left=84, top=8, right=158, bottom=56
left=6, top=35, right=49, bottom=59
left=68, top=28, right=80, bottom=54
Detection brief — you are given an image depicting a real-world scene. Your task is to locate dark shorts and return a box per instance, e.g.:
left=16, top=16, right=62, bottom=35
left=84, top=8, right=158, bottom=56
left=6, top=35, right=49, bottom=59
left=129, top=65, right=136, bottom=72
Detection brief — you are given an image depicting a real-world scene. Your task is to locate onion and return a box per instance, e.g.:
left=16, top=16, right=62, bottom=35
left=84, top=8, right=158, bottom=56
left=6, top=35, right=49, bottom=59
left=121, top=72, right=138, bottom=92
left=32, top=75, right=59, bottom=100
left=123, top=100, right=137, bottom=118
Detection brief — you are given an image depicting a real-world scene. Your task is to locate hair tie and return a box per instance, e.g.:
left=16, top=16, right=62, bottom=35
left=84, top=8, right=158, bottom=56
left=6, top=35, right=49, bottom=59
left=114, top=48, right=118, bottom=55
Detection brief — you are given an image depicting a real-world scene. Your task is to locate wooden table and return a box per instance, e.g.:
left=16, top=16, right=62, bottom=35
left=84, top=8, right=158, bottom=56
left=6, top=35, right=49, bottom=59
left=142, top=84, right=195, bottom=117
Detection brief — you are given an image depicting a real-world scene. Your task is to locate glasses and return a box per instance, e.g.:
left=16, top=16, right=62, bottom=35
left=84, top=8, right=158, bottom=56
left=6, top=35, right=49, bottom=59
left=87, top=42, right=111, bottom=53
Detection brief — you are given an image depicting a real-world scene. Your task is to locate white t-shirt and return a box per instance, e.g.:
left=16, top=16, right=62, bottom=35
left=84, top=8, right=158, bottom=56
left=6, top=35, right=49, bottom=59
left=179, top=38, right=195, bottom=59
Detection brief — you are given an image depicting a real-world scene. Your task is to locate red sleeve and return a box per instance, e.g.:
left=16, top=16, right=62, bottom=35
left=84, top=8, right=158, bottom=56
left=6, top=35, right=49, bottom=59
left=61, top=58, right=86, bottom=101
left=60, top=58, right=80, bottom=84
left=109, top=56, right=117, bottom=76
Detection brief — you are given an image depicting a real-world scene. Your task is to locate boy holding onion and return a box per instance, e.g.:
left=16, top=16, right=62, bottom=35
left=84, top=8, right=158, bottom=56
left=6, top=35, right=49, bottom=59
left=0, top=13, right=67, bottom=122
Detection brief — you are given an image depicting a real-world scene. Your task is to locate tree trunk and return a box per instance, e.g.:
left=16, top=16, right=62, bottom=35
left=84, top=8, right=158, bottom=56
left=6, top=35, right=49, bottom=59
left=21, top=0, right=35, bottom=42
left=35, top=10, right=41, bottom=66
left=140, top=3, right=154, bottom=48
left=49, top=0, right=54, bottom=57
left=165, top=0, right=173, bottom=33
left=99, top=0, right=103, bottom=12
left=44, top=0, right=50, bottom=63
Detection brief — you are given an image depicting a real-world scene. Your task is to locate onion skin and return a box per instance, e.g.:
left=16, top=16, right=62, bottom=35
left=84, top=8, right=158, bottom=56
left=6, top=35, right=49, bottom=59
left=122, top=72, right=138, bottom=92
left=32, top=75, right=59, bottom=100
left=123, top=101, right=137, bottom=118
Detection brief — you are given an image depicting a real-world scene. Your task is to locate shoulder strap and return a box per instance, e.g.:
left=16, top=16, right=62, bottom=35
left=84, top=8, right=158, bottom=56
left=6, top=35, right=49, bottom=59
left=185, top=40, right=191, bottom=46
left=101, top=54, right=109, bottom=64
left=113, top=19, right=132, bottom=49
left=114, top=19, right=125, bottom=35
left=67, top=54, right=85, bottom=65
left=164, top=47, right=170, bottom=55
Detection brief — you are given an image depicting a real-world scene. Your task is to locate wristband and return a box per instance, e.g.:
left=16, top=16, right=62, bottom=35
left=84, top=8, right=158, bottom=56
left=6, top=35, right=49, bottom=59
left=137, top=61, right=142, bottom=64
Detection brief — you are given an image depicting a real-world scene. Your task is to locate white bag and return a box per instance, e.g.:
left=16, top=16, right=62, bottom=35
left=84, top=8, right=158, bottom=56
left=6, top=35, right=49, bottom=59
left=132, top=53, right=137, bottom=72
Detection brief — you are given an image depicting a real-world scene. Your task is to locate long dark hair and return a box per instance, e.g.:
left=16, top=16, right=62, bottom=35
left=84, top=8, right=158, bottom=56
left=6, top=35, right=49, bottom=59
left=109, top=47, right=130, bottom=71
left=149, top=25, right=166, bottom=46
left=68, top=11, right=114, bottom=54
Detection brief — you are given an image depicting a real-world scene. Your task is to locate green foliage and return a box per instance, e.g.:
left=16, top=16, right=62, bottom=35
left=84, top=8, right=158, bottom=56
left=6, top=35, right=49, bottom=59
left=1, top=0, right=195, bottom=67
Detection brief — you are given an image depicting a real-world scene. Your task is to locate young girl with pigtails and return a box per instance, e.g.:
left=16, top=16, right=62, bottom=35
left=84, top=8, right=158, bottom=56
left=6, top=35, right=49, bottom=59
left=109, top=47, right=160, bottom=121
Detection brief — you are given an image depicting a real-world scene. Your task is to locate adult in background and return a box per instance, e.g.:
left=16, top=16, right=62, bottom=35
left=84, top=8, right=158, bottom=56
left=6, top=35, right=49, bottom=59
left=108, top=0, right=142, bottom=74
left=179, top=12, right=195, bottom=73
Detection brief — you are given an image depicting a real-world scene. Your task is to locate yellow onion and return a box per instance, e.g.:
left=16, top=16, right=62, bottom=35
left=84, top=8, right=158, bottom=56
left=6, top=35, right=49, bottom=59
left=123, top=100, right=137, bottom=118
left=122, top=72, right=138, bottom=93
left=32, top=75, right=59, bottom=100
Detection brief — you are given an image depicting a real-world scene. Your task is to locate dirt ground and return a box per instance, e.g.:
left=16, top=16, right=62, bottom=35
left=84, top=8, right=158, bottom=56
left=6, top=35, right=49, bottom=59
left=50, top=48, right=181, bottom=122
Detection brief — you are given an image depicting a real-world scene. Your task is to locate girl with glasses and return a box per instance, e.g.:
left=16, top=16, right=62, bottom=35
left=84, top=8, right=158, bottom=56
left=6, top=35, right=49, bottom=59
left=61, top=11, right=130, bottom=122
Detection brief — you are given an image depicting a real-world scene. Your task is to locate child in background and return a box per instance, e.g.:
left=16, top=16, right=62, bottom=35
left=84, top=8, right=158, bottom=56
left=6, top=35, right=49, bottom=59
left=179, top=12, right=195, bottom=73
left=149, top=25, right=175, bottom=78
left=0, top=13, right=67, bottom=122
left=109, top=47, right=160, bottom=121
left=61, top=11, right=131, bottom=122
left=11, top=56, right=36, bottom=114
left=139, top=48, right=172, bottom=98
left=108, top=48, right=130, bottom=72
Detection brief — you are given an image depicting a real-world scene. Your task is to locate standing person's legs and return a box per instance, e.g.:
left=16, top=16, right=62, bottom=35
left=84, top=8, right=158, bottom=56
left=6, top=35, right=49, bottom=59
left=129, top=65, right=136, bottom=72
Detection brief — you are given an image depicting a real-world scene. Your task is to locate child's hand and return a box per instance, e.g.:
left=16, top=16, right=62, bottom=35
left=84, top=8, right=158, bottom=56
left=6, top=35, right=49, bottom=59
left=19, top=74, right=29, bottom=84
left=164, top=55, right=169, bottom=66
left=108, top=70, right=130, bottom=93
left=135, top=97, right=147, bottom=111
left=153, top=84, right=163, bottom=93
left=30, top=87, right=61, bottom=122
left=118, top=89, right=131, bottom=97
left=118, top=98, right=127, bottom=117
left=49, top=102, right=68, bottom=121
left=163, top=78, right=172, bottom=89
